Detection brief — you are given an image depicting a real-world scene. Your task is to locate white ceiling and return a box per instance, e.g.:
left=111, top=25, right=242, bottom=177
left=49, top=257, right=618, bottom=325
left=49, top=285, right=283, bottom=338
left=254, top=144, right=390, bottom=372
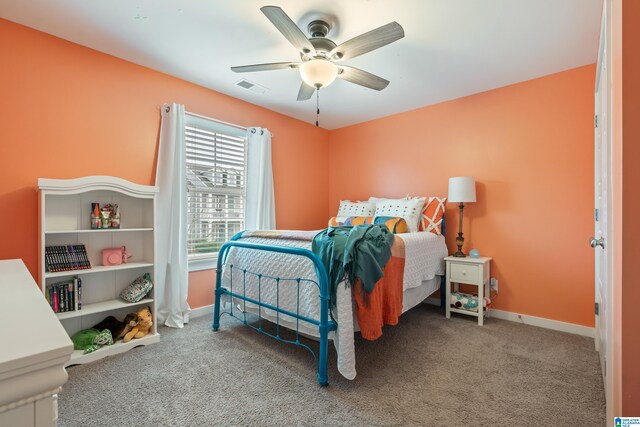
left=0, top=0, right=602, bottom=129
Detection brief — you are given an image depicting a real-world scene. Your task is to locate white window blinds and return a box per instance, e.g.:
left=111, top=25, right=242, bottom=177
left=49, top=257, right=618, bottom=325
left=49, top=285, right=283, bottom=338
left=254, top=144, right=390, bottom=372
left=185, top=114, right=247, bottom=258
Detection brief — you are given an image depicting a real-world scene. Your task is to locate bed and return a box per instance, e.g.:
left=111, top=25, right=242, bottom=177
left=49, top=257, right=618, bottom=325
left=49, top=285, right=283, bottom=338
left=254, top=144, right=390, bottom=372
left=212, top=223, right=448, bottom=386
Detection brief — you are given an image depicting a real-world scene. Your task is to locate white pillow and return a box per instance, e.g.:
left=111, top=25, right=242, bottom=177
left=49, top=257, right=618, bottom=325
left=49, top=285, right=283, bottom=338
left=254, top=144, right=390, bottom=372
left=374, top=197, right=426, bottom=233
left=336, top=200, right=376, bottom=217
left=368, top=195, right=410, bottom=204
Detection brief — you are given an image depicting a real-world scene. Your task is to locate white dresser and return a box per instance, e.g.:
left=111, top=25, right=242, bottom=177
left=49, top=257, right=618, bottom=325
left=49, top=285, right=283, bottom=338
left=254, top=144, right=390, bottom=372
left=0, top=259, right=73, bottom=427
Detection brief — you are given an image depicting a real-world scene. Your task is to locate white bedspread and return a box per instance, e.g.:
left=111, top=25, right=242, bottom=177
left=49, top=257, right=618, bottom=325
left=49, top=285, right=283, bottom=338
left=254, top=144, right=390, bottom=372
left=400, top=232, right=448, bottom=290
left=221, top=232, right=447, bottom=380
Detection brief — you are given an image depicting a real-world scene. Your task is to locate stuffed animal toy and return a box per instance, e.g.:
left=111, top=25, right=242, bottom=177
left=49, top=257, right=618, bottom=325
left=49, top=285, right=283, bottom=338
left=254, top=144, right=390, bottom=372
left=92, top=313, right=138, bottom=342
left=71, top=329, right=114, bottom=353
left=118, top=313, right=139, bottom=340
left=123, top=306, right=153, bottom=343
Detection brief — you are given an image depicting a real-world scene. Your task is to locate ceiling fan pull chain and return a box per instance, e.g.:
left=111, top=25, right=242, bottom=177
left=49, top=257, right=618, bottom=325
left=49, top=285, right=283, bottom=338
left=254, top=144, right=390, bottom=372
left=316, top=87, right=320, bottom=127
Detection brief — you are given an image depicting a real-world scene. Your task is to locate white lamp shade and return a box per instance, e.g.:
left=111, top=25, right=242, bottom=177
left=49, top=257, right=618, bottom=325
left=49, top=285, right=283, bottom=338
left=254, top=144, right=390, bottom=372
left=448, top=176, right=477, bottom=203
left=300, top=59, right=338, bottom=88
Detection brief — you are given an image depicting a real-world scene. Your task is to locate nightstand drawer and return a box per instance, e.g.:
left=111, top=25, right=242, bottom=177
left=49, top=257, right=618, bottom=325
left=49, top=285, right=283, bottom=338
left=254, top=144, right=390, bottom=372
left=450, top=262, right=480, bottom=284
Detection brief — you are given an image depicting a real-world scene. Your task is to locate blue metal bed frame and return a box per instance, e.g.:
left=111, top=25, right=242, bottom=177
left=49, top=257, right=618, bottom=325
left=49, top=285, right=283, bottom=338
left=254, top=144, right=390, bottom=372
left=212, top=219, right=446, bottom=386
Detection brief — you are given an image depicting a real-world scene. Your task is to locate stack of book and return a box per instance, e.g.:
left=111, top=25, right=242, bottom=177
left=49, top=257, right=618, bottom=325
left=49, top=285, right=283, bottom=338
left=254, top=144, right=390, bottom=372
left=45, top=244, right=91, bottom=272
left=46, top=277, right=82, bottom=313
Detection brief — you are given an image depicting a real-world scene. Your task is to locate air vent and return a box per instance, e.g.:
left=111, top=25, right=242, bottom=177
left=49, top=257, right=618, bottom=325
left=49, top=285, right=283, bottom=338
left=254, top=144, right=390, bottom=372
left=237, top=80, right=254, bottom=89
left=235, top=79, right=268, bottom=94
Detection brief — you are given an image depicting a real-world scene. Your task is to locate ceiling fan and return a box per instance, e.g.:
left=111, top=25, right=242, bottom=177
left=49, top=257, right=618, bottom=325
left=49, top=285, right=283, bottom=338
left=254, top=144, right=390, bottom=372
left=231, top=6, right=405, bottom=101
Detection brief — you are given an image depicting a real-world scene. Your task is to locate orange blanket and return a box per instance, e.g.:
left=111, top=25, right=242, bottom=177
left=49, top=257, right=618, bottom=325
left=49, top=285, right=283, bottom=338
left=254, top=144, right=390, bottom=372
left=353, top=235, right=406, bottom=340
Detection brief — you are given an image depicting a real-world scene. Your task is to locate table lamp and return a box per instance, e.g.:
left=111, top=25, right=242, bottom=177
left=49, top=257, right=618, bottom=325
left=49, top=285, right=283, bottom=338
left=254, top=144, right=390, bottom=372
left=448, top=176, right=476, bottom=257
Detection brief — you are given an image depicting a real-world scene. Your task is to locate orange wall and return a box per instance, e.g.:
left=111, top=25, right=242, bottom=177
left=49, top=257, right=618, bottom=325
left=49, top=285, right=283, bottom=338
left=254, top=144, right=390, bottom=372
left=0, top=19, right=599, bottom=329
left=0, top=19, right=330, bottom=308
left=329, top=65, right=596, bottom=327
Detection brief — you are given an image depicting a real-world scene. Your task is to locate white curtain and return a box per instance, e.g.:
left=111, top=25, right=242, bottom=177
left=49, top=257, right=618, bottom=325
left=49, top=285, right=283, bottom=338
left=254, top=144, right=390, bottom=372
left=245, top=127, right=276, bottom=230
left=155, top=103, right=191, bottom=328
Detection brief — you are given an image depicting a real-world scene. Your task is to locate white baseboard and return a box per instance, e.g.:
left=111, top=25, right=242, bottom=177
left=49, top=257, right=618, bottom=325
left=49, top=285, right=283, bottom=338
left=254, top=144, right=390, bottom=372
left=190, top=304, right=214, bottom=319
left=424, top=297, right=594, bottom=338
left=489, top=309, right=594, bottom=337
left=194, top=299, right=595, bottom=338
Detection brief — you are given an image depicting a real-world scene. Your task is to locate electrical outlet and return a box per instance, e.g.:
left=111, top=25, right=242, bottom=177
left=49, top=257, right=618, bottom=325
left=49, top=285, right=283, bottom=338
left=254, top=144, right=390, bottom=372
left=490, top=278, right=498, bottom=292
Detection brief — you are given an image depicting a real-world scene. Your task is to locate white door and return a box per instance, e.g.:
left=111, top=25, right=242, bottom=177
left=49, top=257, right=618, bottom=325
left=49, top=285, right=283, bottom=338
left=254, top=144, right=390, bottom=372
left=593, top=1, right=612, bottom=410
left=593, top=50, right=607, bottom=376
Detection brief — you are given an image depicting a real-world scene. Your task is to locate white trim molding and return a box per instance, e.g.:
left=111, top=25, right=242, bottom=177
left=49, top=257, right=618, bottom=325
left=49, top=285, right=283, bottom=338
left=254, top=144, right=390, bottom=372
left=188, top=255, right=217, bottom=273
left=425, top=297, right=594, bottom=338
left=193, top=298, right=596, bottom=338
left=37, top=176, right=158, bottom=197
left=488, top=309, right=594, bottom=338
left=190, top=304, right=214, bottom=319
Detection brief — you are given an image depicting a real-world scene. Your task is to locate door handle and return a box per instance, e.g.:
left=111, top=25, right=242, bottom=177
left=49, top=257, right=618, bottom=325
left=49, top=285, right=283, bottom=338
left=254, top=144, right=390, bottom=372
left=590, top=237, right=605, bottom=249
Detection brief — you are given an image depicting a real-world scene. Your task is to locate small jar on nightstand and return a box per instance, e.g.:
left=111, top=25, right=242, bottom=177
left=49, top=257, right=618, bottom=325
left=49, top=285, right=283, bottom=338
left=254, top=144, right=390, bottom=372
left=445, top=256, right=492, bottom=325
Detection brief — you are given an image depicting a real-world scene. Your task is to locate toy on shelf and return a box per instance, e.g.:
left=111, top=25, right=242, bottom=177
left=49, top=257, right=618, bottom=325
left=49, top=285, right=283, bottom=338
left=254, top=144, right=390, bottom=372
left=89, top=203, right=120, bottom=229
left=123, top=306, right=153, bottom=343
left=120, top=273, right=153, bottom=303
left=91, top=203, right=101, bottom=229
left=102, top=246, right=132, bottom=266
left=92, top=313, right=138, bottom=342
left=71, top=329, right=114, bottom=354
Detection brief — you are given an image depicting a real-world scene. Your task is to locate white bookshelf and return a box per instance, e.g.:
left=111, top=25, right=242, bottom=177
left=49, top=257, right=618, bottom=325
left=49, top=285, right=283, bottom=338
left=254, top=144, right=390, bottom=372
left=44, top=261, right=154, bottom=278
left=38, top=176, right=160, bottom=366
left=45, top=228, right=153, bottom=234
left=55, top=297, right=155, bottom=321
left=68, top=333, right=159, bottom=365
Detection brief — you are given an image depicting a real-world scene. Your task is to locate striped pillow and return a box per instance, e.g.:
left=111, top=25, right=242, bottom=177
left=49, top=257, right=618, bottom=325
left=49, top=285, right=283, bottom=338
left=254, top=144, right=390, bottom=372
left=328, top=216, right=407, bottom=234
left=373, top=216, right=408, bottom=234
left=328, top=216, right=374, bottom=226
left=417, top=197, right=447, bottom=235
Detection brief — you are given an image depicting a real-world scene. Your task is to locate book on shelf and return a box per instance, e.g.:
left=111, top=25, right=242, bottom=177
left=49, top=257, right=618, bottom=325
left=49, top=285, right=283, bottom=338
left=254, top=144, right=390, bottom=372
left=46, top=276, right=82, bottom=314
left=45, top=244, right=91, bottom=272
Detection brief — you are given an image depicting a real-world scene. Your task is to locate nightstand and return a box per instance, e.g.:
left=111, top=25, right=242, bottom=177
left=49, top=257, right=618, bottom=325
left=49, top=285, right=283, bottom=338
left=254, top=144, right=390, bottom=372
left=445, top=256, right=492, bottom=325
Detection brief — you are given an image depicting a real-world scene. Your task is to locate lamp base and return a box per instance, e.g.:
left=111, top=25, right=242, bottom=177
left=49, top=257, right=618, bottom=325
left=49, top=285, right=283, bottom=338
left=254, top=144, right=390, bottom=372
left=453, top=232, right=466, bottom=257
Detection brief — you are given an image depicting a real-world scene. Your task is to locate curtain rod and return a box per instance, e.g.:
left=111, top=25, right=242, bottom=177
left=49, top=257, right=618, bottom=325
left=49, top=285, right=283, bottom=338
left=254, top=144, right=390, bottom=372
left=162, top=104, right=271, bottom=136
left=184, top=110, right=248, bottom=131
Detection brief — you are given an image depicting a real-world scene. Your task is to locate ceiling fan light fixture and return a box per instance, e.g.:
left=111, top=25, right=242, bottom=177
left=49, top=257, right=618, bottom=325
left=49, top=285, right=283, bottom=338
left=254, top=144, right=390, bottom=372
left=300, top=59, right=338, bottom=88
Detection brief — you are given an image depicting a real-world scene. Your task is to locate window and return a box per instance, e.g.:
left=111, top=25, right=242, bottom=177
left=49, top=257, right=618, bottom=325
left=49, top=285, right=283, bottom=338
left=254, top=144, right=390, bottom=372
left=185, top=114, right=247, bottom=268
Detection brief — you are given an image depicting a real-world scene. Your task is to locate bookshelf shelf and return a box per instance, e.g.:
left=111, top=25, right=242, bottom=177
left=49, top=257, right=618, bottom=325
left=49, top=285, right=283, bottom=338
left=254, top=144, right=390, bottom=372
left=66, top=333, right=160, bottom=367
left=55, top=297, right=154, bottom=321
left=45, top=228, right=153, bottom=234
left=44, top=261, right=154, bottom=278
left=38, top=176, right=160, bottom=366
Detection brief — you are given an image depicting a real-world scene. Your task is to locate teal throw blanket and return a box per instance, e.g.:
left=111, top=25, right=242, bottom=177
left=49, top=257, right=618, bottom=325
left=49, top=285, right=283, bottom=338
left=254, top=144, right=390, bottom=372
left=312, top=224, right=394, bottom=309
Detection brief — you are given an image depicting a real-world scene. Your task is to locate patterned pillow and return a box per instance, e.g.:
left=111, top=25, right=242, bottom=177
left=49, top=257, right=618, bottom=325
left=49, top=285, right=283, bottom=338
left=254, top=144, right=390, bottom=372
left=120, top=273, right=153, bottom=303
left=328, top=216, right=374, bottom=226
left=328, top=216, right=407, bottom=234
left=417, top=197, right=447, bottom=235
left=373, top=216, right=408, bottom=234
left=373, top=197, right=425, bottom=233
left=450, top=291, right=491, bottom=313
left=336, top=200, right=376, bottom=217
left=368, top=195, right=410, bottom=204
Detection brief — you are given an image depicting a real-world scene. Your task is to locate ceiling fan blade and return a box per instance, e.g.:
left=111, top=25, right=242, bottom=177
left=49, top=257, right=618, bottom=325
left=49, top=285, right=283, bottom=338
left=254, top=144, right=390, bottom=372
left=330, top=22, right=404, bottom=61
left=260, top=6, right=316, bottom=55
left=338, top=66, right=390, bottom=91
left=297, top=82, right=315, bottom=101
left=231, top=62, right=300, bottom=73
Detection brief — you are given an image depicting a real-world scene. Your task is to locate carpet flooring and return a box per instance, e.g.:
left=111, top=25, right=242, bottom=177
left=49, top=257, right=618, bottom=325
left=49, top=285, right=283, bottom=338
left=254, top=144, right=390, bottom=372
left=58, top=305, right=605, bottom=427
